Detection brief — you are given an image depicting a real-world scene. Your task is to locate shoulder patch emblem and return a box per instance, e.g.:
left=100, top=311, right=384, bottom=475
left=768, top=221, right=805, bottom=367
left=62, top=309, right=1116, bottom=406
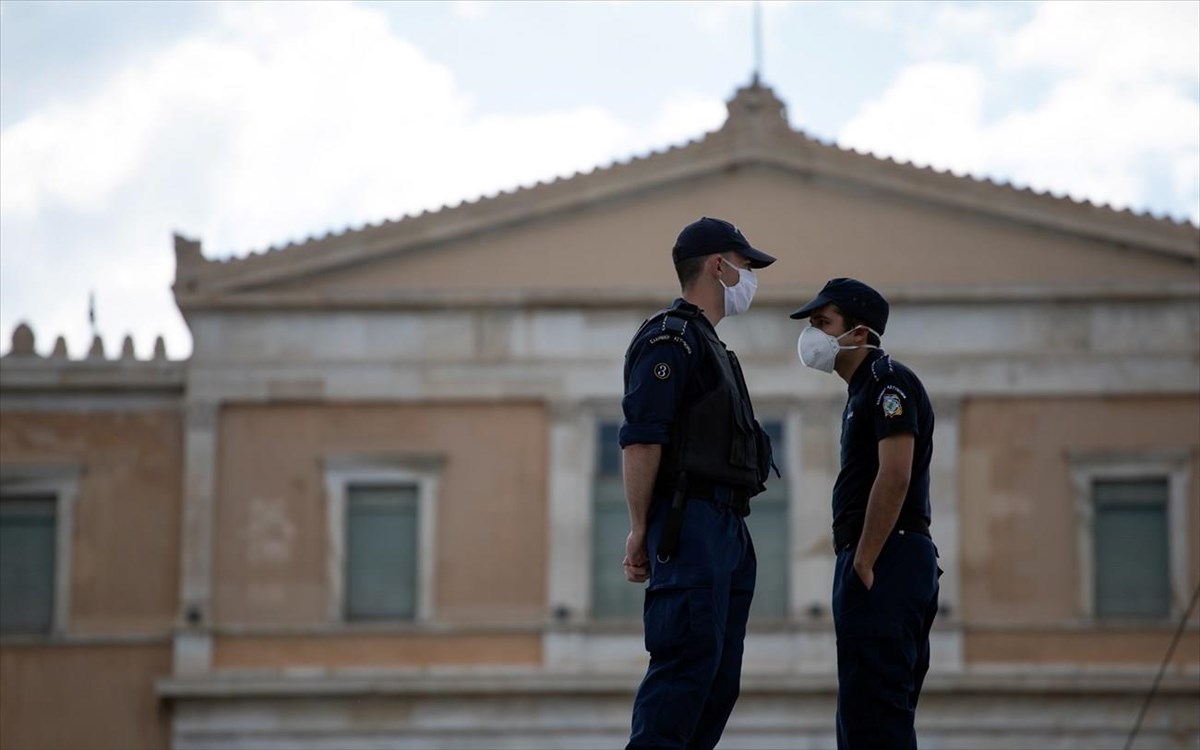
left=881, top=393, right=903, bottom=418
left=653, top=363, right=671, bottom=381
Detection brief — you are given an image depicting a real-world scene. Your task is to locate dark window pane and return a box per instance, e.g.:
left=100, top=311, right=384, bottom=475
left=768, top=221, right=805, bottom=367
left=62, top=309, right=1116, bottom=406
left=745, top=498, right=788, bottom=620
left=592, top=496, right=643, bottom=619
left=590, top=419, right=791, bottom=621
left=1094, top=479, right=1170, bottom=618
left=0, top=496, right=57, bottom=634
left=749, top=420, right=788, bottom=621
left=598, top=422, right=622, bottom=477
left=593, top=421, right=641, bottom=618
left=762, top=420, right=785, bottom=473
left=345, top=486, right=418, bottom=620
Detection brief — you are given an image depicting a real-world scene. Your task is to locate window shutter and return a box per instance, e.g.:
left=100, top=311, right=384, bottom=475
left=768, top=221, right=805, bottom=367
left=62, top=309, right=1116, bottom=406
left=345, top=486, right=419, bottom=620
left=0, top=497, right=57, bottom=634
left=1093, top=479, right=1170, bottom=618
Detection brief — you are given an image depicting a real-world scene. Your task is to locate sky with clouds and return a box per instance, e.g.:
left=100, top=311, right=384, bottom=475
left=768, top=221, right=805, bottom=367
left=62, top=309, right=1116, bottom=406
left=1, top=0, right=1197, bottom=359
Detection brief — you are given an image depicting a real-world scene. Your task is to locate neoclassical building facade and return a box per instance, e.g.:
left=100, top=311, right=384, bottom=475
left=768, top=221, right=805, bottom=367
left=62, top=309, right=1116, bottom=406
left=2, top=83, right=1198, bottom=749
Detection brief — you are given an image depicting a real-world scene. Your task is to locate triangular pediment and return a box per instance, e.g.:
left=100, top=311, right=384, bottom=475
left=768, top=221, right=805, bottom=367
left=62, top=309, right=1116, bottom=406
left=173, top=83, right=1199, bottom=311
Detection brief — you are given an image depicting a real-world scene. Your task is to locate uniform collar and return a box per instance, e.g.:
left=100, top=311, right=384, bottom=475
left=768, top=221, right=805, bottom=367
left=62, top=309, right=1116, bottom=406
left=671, top=298, right=700, bottom=315
left=848, top=348, right=886, bottom=394
left=670, top=298, right=714, bottom=332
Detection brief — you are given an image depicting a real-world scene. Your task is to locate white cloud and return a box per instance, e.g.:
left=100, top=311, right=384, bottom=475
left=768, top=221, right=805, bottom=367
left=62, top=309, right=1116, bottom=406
left=839, top=63, right=987, bottom=174
left=903, top=2, right=1009, bottom=60
left=0, top=1, right=726, bottom=358
left=838, top=1, right=1199, bottom=222
left=450, top=1, right=489, bottom=21
left=645, top=93, right=728, bottom=146
left=692, top=0, right=796, bottom=35
left=1003, top=0, right=1199, bottom=83
left=987, top=77, right=1198, bottom=210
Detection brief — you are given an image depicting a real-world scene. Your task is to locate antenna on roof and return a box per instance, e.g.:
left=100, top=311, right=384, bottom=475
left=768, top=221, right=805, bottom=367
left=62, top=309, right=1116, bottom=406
left=752, top=0, right=763, bottom=85
left=88, top=290, right=97, bottom=339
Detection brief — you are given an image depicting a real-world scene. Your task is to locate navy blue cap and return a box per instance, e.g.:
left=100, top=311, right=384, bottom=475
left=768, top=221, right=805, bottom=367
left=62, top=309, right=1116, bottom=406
left=671, top=217, right=776, bottom=269
left=789, top=277, right=889, bottom=335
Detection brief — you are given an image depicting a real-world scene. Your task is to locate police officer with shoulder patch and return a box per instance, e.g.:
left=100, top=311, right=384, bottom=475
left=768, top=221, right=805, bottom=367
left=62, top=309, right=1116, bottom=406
left=620, top=217, right=778, bottom=750
left=791, top=278, right=941, bottom=750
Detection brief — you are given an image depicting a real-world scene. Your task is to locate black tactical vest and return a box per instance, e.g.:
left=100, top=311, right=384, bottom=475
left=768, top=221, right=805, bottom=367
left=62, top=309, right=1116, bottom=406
left=631, top=304, right=775, bottom=497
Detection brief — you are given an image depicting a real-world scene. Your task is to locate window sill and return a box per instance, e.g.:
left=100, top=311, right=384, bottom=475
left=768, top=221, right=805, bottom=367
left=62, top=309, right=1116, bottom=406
left=0, top=631, right=172, bottom=647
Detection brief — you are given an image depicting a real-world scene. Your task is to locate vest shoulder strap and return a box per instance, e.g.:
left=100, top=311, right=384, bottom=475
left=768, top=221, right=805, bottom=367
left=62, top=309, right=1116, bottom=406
left=635, top=305, right=700, bottom=341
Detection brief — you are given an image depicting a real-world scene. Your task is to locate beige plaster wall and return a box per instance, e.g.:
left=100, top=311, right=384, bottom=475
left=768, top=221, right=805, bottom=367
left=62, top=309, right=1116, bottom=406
left=0, top=643, right=171, bottom=750
left=0, top=410, right=183, bottom=634
left=965, top=629, right=1200, bottom=666
left=213, top=632, right=541, bottom=670
left=212, top=402, right=548, bottom=627
left=959, top=396, right=1200, bottom=664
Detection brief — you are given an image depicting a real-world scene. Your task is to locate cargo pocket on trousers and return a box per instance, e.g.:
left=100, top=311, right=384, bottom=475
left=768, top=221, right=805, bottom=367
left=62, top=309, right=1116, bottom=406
left=643, top=588, right=692, bottom=657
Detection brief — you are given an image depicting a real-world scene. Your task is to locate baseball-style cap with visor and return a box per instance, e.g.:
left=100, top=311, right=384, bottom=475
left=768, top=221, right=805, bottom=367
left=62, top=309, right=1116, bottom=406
left=789, top=277, right=889, bottom=335
left=672, top=217, right=777, bottom=269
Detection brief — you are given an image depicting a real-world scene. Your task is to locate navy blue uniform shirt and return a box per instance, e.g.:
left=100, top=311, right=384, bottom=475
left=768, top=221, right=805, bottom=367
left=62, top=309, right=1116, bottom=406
left=619, top=299, right=716, bottom=448
left=833, top=349, right=934, bottom=526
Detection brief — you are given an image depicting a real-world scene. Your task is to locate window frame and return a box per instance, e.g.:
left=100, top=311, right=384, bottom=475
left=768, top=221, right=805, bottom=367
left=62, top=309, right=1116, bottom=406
left=323, top=456, right=441, bottom=625
left=588, top=410, right=635, bottom=622
left=1069, top=451, right=1191, bottom=623
left=586, top=413, right=794, bottom=624
left=0, top=465, right=80, bottom=638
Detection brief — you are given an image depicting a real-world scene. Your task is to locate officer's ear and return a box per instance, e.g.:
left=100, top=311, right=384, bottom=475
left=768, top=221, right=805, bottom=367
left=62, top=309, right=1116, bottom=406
left=708, top=254, right=726, bottom=280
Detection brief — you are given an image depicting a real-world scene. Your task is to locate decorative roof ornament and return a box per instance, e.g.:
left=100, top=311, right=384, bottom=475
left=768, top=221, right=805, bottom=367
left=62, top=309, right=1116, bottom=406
left=719, top=79, right=794, bottom=151
left=87, top=334, right=106, bottom=361
left=7, top=323, right=37, bottom=357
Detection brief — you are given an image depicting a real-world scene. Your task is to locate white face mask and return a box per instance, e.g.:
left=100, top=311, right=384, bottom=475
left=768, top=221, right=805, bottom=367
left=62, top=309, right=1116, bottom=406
left=719, top=259, right=757, bottom=317
left=797, top=325, right=881, bottom=373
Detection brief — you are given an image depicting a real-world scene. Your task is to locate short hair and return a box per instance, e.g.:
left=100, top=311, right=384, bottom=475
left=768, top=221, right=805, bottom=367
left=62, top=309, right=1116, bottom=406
left=674, top=255, right=707, bottom=289
left=837, top=307, right=882, bottom=347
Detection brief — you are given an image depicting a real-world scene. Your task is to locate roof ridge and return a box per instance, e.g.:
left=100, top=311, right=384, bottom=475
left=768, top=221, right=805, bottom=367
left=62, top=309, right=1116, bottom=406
left=262, top=136, right=708, bottom=257
left=178, top=81, right=1197, bottom=285
left=830, top=141, right=1197, bottom=228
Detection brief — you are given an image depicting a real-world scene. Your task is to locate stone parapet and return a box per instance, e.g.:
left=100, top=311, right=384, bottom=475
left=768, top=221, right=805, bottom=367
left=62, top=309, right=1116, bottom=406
left=1, top=323, right=185, bottom=395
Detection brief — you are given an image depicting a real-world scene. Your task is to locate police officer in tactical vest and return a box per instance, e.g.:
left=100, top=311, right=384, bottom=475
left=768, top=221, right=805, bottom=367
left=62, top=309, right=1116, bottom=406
left=620, top=217, right=778, bottom=750
left=792, top=278, right=940, bottom=750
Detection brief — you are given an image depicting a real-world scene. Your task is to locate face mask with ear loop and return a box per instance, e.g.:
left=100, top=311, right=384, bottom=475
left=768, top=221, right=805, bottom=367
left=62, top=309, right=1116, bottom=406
left=719, top=257, right=758, bottom=317
left=797, top=325, right=881, bottom=373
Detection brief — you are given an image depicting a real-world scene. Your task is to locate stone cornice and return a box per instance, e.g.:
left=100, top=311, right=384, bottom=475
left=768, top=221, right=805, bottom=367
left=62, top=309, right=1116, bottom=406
left=0, top=358, right=186, bottom=393
left=156, top=668, right=1198, bottom=700
left=173, top=279, right=1200, bottom=313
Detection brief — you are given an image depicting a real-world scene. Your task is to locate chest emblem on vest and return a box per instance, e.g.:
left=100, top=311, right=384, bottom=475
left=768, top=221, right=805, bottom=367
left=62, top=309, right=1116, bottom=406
left=653, top=363, right=671, bottom=380
left=881, top=393, right=903, bottom=418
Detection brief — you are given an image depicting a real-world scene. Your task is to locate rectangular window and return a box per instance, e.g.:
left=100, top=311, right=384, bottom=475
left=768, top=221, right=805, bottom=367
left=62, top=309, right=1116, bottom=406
left=746, top=420, right=789, bottom=621
left=592, top=422, right=642, bottom=619
left=590, top=420, right=791, bottom=621
left=0, top=495, right=57, bottom=634
left=345, top=485, right=419, bottom=621
left=1093, top=478, right=1170, bottom=618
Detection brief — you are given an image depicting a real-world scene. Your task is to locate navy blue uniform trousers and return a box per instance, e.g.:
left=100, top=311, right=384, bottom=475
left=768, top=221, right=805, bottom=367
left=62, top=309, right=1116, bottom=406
left=833, top=530, right=940, bottom=750
left=628, top=491, right=756, bottom=750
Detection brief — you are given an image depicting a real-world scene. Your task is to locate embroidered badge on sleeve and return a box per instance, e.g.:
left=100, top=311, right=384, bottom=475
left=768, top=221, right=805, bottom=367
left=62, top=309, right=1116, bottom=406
left=653, top=363, right=671, bottom=380
left=878, top=384, right=907, bottom=418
